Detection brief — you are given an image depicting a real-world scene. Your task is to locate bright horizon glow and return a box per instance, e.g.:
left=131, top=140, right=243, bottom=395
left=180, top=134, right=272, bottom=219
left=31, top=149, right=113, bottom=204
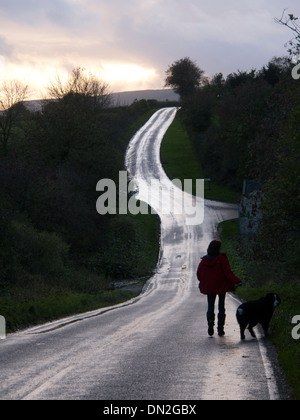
left=101, top=63, right=157, bottom=84
left=1, top=0, right=297, bottom=100
left=0, top=56, right=161, bottom=100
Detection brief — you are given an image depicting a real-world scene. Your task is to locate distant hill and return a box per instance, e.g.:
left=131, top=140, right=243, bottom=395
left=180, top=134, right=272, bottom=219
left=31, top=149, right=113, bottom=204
left=111, top=89, right=179, bottom=106
left=24, top=89, right=180, bottom=112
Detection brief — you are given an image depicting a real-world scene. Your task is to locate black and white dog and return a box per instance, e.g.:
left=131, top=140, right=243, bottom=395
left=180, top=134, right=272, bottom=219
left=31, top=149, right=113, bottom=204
left=236, top=293, right=281, bottom=340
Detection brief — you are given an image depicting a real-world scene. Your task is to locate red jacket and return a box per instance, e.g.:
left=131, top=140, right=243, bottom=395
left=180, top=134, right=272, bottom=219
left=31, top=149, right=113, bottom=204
left=197, top=253, right=241, bottom=295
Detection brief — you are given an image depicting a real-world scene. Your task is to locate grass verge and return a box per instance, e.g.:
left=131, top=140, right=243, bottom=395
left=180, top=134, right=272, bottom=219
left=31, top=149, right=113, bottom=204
left=160, top=112, right=203, bottom=195
left=220, top=218, right=300, bottom=400
left=1, top=290, right=138, bottom=333
left=160, top=112, right=240, bottom=203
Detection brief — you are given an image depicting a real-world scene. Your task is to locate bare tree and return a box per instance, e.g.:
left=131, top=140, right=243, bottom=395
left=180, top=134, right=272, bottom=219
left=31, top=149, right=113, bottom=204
left=275, top=10, right=300, bottom=57
left=48, top=67, right=111, bottom=109
left=0, top=80, right=29, bottom=153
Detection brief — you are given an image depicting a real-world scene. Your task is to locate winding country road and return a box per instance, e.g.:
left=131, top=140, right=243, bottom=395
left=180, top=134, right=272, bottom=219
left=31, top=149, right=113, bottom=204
left=0, top=107, right=284, bottom=400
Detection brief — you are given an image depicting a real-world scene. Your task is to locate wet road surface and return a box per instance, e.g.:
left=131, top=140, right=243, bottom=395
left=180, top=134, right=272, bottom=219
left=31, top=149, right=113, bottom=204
left=0, top=108, right=284, bottom=400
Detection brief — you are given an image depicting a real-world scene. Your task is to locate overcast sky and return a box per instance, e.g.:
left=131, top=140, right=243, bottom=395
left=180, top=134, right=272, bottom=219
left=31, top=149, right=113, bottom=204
left=0, top=0, right=299, bottom=98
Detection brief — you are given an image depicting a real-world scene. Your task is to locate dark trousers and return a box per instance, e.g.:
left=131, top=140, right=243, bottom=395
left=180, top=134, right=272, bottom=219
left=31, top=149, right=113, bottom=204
left=207, top=294, right=226, bottom=322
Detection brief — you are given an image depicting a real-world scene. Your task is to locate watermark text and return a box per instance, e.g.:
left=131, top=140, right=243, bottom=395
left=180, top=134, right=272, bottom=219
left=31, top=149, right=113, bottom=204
left=292, top=53, right=300, bottom=80
left=292, top=316, right=300, bottom=340
left=0, top=316, right=6, bottom=340
left=96, top=171, right=204, bottom=226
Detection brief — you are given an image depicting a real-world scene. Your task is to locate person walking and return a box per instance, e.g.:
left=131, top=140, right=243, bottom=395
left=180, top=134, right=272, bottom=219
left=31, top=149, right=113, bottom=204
left=197, top=240, right=242, bottom=337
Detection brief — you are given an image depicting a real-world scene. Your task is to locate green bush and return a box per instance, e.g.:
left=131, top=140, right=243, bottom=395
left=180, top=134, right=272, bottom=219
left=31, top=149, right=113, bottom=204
left=12, top=221, right=70, bottom=277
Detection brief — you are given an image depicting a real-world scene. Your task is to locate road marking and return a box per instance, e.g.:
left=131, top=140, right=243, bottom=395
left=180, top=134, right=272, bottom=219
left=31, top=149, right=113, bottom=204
left=256, top=332, right=280, bottom=400
left=22, top=365, right=74, bottom=400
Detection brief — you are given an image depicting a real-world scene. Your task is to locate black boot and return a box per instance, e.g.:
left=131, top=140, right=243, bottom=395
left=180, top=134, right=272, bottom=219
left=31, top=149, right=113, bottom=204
left=207, top=313, right=215, bottom=337
left=218, top=314, right=226, bottom=337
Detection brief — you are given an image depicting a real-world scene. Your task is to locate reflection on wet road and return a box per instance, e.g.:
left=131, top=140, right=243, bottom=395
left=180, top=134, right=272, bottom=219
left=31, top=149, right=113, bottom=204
left=0, top=108, right=281, bottom=400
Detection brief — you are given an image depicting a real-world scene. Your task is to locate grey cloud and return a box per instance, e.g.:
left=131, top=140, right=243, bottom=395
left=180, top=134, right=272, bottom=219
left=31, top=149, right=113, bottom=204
left=99, top=0, right=300, bottom=76
left=1, top=0, right=300, bottom=91
left=0, top=0, right=93, bottom=28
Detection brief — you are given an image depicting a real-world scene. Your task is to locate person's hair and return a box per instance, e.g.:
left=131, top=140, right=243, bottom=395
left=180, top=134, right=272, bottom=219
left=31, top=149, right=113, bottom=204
left=207, top=240, right=222, bottom=256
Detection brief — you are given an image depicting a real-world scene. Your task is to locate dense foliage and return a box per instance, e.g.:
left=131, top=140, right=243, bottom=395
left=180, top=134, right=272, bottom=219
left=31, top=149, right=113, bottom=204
left=179, top=57, right=299, bottom=269
left=165, top=57, right=206, bottom=99
left=0, top=73, right=163, bottom=299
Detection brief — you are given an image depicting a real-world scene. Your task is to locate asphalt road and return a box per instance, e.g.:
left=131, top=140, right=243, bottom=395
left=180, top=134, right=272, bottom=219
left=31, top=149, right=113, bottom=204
left=0, top=107, right=285, bottom=400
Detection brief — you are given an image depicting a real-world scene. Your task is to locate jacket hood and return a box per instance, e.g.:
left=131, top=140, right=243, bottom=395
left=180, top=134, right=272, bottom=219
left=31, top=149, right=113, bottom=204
left=202, top=253, right=227, bottom=266
left=202, top=254, right=220, bottom=266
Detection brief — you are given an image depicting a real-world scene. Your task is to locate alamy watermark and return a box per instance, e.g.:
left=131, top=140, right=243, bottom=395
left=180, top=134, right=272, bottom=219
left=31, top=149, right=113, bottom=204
left=292, top=316, right=300, bottom=340
left=290, top=54, right=300, bottom=339
left=0, top=316, right=5, bottom=340
left=291, top=53, right=300, bottom=80
left=96, top=171, right=204, bottom=226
